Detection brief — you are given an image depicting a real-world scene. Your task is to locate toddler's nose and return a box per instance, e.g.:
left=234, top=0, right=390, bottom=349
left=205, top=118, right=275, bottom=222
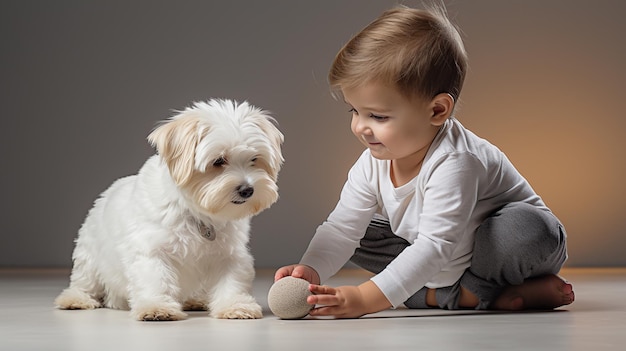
left=352, top=117, right=372, bottom=136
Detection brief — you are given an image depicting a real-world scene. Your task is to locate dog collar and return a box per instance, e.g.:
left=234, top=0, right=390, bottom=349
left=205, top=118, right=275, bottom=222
left=199, top=222, right=216, bottom=241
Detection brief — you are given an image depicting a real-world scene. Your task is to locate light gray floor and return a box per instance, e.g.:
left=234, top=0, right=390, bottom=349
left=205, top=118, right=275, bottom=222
left=1, top=268, right=625, bottom=351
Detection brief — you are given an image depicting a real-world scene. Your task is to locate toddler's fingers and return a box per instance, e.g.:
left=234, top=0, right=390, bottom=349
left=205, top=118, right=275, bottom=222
left=273, top=266, right=294, bottom=281
left=307, top=293, right=338, bottom=306
left=291, top=265, right=310, bottom=279
left=309, top=305, right=339, bottom=317
left=309, top=284, right=336, bottom=295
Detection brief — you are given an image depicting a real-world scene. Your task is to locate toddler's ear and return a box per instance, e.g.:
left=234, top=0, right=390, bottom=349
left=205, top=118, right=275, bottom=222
left=430, top=93, right=455, bottom=126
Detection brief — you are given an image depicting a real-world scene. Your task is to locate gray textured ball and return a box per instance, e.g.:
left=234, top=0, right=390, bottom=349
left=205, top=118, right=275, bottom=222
left=267, top=276, right=314, bottom=319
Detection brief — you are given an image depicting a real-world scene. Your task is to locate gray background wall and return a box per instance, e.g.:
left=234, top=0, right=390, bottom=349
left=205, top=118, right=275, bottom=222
left=2, top=0, right=624, bottom=268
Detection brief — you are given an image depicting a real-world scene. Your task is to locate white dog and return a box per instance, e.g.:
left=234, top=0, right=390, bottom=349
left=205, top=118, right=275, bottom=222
left=55, top=99, right=284, bottom=321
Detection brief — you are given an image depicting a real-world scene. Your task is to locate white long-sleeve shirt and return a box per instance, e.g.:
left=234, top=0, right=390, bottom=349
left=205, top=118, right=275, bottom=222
left=299, top=118, right=549, bottom=307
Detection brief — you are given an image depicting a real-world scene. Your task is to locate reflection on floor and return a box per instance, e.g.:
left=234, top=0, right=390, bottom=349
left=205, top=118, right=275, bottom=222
left=1, top=268, right=624, bottom=351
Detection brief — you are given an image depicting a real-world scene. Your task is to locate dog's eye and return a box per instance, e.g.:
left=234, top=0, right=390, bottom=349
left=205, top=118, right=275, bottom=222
left=213, top=157, right=227, bottom=167
left=251, top=157, right=258, bottom=163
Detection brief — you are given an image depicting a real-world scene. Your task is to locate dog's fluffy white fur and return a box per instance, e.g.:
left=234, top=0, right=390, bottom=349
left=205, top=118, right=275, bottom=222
left=55, top=99, right=284, bottom=321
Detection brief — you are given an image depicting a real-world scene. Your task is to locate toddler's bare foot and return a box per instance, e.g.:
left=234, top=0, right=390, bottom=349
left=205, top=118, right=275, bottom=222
left=492, top=274, right=574, bottom=311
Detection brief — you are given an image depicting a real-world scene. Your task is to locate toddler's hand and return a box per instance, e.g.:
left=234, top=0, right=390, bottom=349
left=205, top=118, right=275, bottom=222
left=274, top=264, right=320, bottom=285
left=307, top=281, right=392, bottom=319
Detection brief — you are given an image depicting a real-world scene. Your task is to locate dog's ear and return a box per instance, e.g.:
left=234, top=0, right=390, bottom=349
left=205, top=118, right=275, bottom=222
left=254, top=115, right=284, bottom=181
left=147, top=114, right=203, bottom=186
left=264, top=118, right=284, bottom=181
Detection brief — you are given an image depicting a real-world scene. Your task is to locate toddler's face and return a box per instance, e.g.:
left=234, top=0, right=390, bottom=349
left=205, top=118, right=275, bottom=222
left=343, top=82, right=442, bottom=167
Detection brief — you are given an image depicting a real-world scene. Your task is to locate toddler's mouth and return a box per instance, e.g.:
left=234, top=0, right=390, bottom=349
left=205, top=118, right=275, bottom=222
left=363, top=137, right=381, bottom=146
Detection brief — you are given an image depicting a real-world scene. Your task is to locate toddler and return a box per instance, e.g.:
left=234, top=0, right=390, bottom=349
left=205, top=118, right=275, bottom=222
left=275, top=3, right=574, bottom=318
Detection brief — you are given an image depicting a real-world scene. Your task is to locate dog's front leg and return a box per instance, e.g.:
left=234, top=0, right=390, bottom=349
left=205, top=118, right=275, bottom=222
left=127, top=254, right=187, bottom=321
left=209, top=256, right=262, bottom=319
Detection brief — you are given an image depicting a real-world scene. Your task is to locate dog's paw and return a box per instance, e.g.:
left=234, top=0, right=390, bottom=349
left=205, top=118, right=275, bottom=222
left=136, top=309, right=188, bottom=321
left=131, top=301, right=187, bottom=321
left=212, top=302, right=263, bottom=319
left=55, top=288, right=102, bottom=310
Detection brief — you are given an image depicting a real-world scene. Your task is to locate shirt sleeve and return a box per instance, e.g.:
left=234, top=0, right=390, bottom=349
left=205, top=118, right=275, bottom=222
left=299, top=151, right=379, bottom=283
left=371, top=152, right=484, bottom=307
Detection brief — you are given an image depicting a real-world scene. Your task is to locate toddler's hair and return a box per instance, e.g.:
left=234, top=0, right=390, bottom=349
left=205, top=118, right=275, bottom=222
left=329, top=3, right=467, bottom=102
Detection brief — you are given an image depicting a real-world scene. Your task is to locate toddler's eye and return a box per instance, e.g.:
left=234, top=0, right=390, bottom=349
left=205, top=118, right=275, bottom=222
left=348, top=108, right=358, bottom=114
left=370, top=113, right=389, bottom=121
left=213, top=157, right=227, bottom=167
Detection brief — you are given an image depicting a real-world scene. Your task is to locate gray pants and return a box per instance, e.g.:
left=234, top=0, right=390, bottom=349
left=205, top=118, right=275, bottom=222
left=350, top=202, right=568, bottom=310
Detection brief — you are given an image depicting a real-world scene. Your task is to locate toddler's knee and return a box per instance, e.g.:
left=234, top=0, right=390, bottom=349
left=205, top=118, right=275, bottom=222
left=500, top=202, right=564, bottom=255
left=469, top=203, right=567, bottom=285
left=476, top=202, right=564, bottom=257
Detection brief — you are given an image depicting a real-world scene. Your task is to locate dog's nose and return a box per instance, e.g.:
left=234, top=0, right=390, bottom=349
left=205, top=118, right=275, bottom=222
left=237, top=185, right=254, bottom=199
